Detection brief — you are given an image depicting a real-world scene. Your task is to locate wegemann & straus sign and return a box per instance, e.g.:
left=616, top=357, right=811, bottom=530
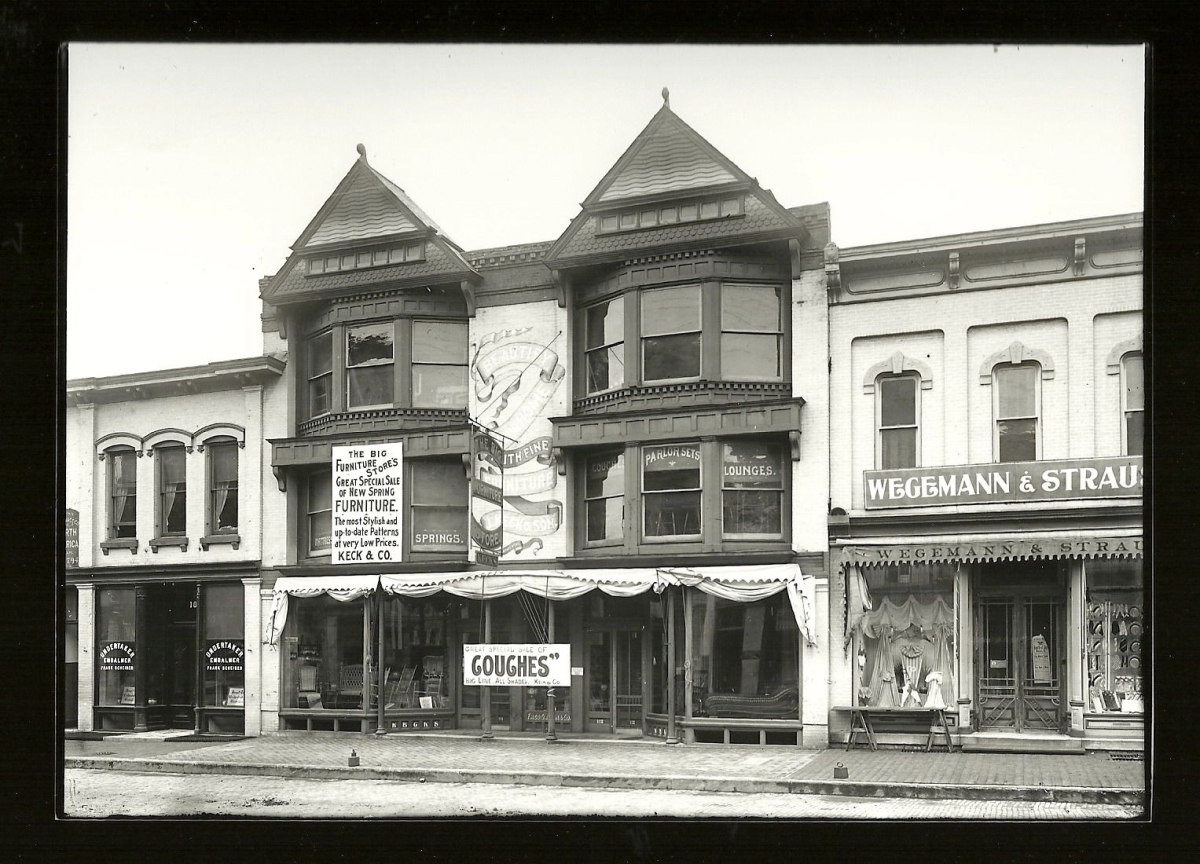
left=332, top=443, right=403, bottom=564
left=864, top=456, right=1141, bottom=509
left=463, top=643, right=571, bottom=687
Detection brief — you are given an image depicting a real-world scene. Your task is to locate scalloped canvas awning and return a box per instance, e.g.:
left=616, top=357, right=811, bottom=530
left=265, top=565, right=815, bottom=647
left=840, top=532, right=1142, bottom=568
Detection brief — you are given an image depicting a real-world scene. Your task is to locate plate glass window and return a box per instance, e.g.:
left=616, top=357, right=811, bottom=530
left=97, top=587, right=136, bottom=706
left=108, top=449, right=137, bottom=539
left=721, top=440, right=784, bottom=539
left=1122, top=353, right=1143, bottom=456
left=641, top=285, right=701, bottom=382
left=412, top=321, right=468, bottom=408
left=202, top=584, right=244, bottom=710
left=308, top=471, right=332, bottom=555
left=410, top=460, right=468, bottom=552
left=585, top=452, right=624, bottom=543
left=208, top=439, right=238, bottom=533
left=346, top=323, right=394, bottom=409
left=585, top=297, right=625, bottom=393
left=878, top=375, right=918, bottom=469
left=643, top=444, right=702, bottom=539
left=158, top=446, right=187, bottom=535
left=720, top=284, right=781, bottom=379
left=995, top=364, right=1039, bottom=463
left=308, top=331, right=333, bottom=418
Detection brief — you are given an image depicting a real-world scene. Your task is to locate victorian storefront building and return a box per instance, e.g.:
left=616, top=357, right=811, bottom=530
left=824, top=213, right=1144, bottom=752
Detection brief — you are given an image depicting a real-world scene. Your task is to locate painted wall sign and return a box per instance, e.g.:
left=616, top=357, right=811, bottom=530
left=65, top=508, right=79, bottom=568
left=462, top=643, right=571, bottom=687
left=331, top=442, right=403, bottom=564
left=99, top=641, right=135, bottom=671
left=204, top=640, right=245, bottom=673
left=470, top=314, right=567, bottom=561
left=846, top=536, right=1142, bottom=566
left=864, top=456, right=1141, bottom=509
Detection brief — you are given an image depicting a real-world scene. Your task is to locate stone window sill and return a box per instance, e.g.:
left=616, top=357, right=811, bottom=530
left=200, top=533, right=242, bottom=551
left=100, top=538, right=139, bottom=556
left=149, top=536, right=189, bottom=553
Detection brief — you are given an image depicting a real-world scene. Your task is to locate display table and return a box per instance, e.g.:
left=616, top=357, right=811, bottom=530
left=833, top=706, right=954, bottom=752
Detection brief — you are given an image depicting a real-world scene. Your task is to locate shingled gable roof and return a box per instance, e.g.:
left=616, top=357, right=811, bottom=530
left=260, top=149, right=479, bottom=305
left=545, top=102, right=805, bottom=267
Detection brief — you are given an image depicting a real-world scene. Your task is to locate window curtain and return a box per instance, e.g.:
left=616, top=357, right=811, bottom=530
left=112, top=455, right=133, bottom=525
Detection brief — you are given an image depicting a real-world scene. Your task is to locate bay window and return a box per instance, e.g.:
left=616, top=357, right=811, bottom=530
left=307, top=470, right=332, bottom=556
left=720, top=284, right=782, bottom=379
left=584, top=451, right=624, bottom=544
left=346, top=322, right=395, bottom=409
left=585, top=296, right=625, bottom=393
left=411, top=321, right=469, bottom=408
left=721, top=440, right=784, bottom=539
left=642, top=443, right=703, bottom=540
left=641, top=285, right=701, bottom=382
left=410, top=459, right=469, bottom=553
left=308, top=330, right=333, bottom=418
left=994, top=363, right=1040, bottom=463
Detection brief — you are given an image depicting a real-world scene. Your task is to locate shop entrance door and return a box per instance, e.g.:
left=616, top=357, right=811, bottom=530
left=586, top=627, right=645, bottom=733
left=976, top=593, right=1065, bottom=732
left=166, top=621, right=197, bottom=728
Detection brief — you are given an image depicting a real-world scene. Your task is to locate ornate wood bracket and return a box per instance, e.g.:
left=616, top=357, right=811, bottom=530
left=552, top=447, right=567, bottom=476
left=789, top=238, right=803, bottom=281
left=823, top=242, right=840, bottom=291
left=789, top=430, right=802, bottom=462
left=551, top=269, right=569, bottom=308
left=272, top=465, right=287, bottom=493
left=460, top=280, right=477, bottom=316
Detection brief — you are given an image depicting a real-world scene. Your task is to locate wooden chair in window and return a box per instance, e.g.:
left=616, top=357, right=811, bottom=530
left=337, top=663, right=364, bottom=708
left=298, top=665, right=322, bottom=709
left=419, top=655, right=446, bottom=708
left=385, top=665, right=417, bottom=709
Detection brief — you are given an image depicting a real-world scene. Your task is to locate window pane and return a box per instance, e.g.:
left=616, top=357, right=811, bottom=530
left=211, top=443, right=237, bottom=482
left=720, top=333, right=779, bottom=378
left=412, top=364, right=467, bottom=408
left=586, top=345, right=625, bottom=392
left=586, top=453, right=624, bottom=499
left=309, top=472, right=332, bottom=512
left=309, top=376, right=330, bottom=416
left=310, top=332, right=332, bottom=376
left=880, top=376, right=917, bottom=427
left=411, top=507, right=466, bottom=548
left=204, top=584, right=244, bottom=639
left=641, top=285, right=700, bottom=336
left=644, top=491, right=702, bottom=537
left=722, top=489, right=782, bottom=536
left=161, top=448, right=186, bottom=534
left=215, top=491, right=238, bottom=532
left=1123, top=354, right=1143, bottom=411
left=643, top=445, right=701, bottom=491
left=721, top=284, right=780, bottom=332
left=347, top=323, right=393, bottom=367
left=643, top=333, right=701, bottom=380
left=348, top=365, right=394, bottom=407
left=412, top=461, right=469, bottom=507
left=586, top=498, right=623, bottom=542
left=998, top=418, right=1037, bottom=463
left=722, top=441, right=784, bottom=490
left=881, top=428, right=917, bottom=470
left=309, top=511, right=332, bottom=552
left=1126, top=412, right=1144, bottom=456
left=996, top=365, right=1037, bottom=418
left=412, top=321, right=468, bottom=364
left=586, top=297, right=624, bottom=349
left=160, top=448, right=186, bottom=484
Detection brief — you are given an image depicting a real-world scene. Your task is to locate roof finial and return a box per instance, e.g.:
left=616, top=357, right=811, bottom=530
left=661, top=87, right=670, bottom=108
left=356, top=143, right=367, bottom=163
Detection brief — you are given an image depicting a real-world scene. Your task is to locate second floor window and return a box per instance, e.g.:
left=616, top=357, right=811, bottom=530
left=308, top=471, right=332, bottom=555
left=158, top=446, right=187, bottom=536
left=642, top=443, right=703, bottom=539
left=346, top=323, right=395, bottom=409
left=721, top=440, right=784, bottom=539
left=584, top=452, right=625, bottom=544
left=208, top=439, right=239, bottom=534
left=1122, top=353, right=1143, bottom=456
left=877, top=375, right=919, bottom=470
left=410, top=460, right=469, bottom=552
left=994, top=363, right=1040, bottom=463
left=108, top=449, right=137, bottom=539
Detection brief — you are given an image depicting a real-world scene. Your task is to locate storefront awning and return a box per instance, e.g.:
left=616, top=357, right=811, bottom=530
left=264, top=565, right=815, bottom=647
left=837, top=532, right=1143, bottom=568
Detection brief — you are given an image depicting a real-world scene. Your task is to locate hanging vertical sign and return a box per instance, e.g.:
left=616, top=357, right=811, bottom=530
left=65, top=508, right=79, bottom=569
left=331, top=442, right=403, bottom=564
left=470, top=427, right=504, bottom=566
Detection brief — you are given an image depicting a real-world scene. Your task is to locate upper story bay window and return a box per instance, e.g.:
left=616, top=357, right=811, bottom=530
left=411, top=321, right=469, bottom=409
left=308, top=330, right=333, bottom=417
left=643, top=443, right=703, bottom=539
left=346, top=323, right=395, bottom=409
left=721, top=440, right=784, bottom=539
left=1122, top=353, right=1143, bottom=456
left=581, top=280, right=787, bottom=396
left=994, top=363, right=1040, bottom=463
left=584, top=451, right=625, bottom=545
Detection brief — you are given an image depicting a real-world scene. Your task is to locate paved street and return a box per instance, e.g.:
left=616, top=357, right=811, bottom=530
left=63, top=768, right=1140, bottom=819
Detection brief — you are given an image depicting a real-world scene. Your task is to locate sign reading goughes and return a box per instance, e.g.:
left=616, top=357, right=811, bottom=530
left=864, top=456, right=1141, bottom=509
left=332, top=442, right=403, bottom=564
left=463, top=643, right=571, bottom=686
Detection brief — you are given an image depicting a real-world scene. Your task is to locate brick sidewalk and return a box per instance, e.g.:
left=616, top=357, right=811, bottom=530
left=64, top=732, right=1146, bottom=805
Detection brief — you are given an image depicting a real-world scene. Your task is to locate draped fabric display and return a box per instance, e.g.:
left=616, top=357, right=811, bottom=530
left=264, top=565, right=817, bottom=648
left=844, top=564, right=873, bottom=646
left=858, top=596, right=957, bottom=709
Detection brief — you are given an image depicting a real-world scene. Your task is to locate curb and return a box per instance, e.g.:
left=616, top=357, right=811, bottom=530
left=64, top=756, right=1143, bottom=806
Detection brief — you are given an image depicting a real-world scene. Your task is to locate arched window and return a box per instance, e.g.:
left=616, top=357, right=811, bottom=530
left=993, top=362, right=1041, bottom=462
left=1121, top=353, right=1143, bottom=456
left=106, top=447, right=138, bottom=540
left=876, top=374, right=920, bottom=470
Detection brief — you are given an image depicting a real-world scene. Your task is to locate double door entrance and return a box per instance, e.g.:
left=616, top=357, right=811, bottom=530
left=974, top=562, right=1066, bottom=732
left=586, top=626, right=648, bottom=733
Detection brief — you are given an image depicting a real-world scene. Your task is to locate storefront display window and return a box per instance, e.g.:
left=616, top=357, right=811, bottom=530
left=97, top=588, right=136, bottom=706
left=282, top=595, right=367, bottom=711
left=202, top=583, right=245, bottom=709
left=380, top=596, right=451, bottom=710
left=688, top=591, right=799, bottom=719
left=1086, top=559, right=1143, bottom=714
left=855, top=563, right=957, bottom=710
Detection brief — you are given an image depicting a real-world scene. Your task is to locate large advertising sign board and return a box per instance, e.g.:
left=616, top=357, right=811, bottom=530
left=332, top=443, right=403, bottom=564
left=462, top=643, right=571, bottom=687
left=863, top=455, right=1141, bottom=509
